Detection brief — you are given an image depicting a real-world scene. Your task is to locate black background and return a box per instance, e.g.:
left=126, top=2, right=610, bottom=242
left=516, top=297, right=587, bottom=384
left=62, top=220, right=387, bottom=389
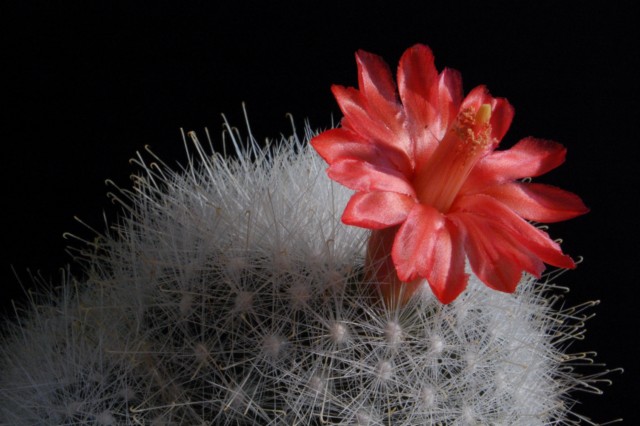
left=3, top=1, right=637, bottom=423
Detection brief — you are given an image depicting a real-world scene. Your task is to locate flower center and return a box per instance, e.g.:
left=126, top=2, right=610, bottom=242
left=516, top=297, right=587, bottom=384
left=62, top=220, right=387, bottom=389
left=414, top=104, right=492, bottom=212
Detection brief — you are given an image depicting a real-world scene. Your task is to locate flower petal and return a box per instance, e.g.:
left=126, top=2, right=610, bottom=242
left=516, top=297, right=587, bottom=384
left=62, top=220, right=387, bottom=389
left=450, top=211, right=544, bottom=292
left=392, top=204, right=468, bottom=303
left=482, top=182, right=589, bottom=222
left=462, top=220, right=544, bottom=293
left=465, top=137, right=568, bottom=191
left=453, top=194, right=575, bottom=282
left=332, top=84, right=412, bottom=163
left=356, top=49, right=400, bottom=122
left=311, top=128, right=412, bottom=175
left=413, top=68, right=465, bottom=169
left=345, top=50, right=408, bottom=157
left=342, top=191, right=415, bottom=229
left=332, top=85, right=395, bottom=142
left=460, top=85, right=491, bottom=111
left=327, top=159, right=416, bottom=196
left=488, top=97, right=514, bottom=142
left=435, top=68, right=464, bottom=138
left=397, top=44, right=438, bottom=133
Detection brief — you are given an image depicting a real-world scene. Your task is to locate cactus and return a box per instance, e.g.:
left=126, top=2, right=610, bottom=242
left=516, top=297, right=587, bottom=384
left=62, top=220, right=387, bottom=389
left=0, top=122, right=609, bottom=425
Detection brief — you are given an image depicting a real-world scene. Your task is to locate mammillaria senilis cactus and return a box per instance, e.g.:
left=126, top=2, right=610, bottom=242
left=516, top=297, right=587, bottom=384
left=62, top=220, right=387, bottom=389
left=0, top=44, right=613, bottom=425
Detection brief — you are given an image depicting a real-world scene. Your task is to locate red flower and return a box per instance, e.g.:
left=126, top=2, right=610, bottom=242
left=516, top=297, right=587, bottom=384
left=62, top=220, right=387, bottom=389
left=311, top=44, right=588, bottom=304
